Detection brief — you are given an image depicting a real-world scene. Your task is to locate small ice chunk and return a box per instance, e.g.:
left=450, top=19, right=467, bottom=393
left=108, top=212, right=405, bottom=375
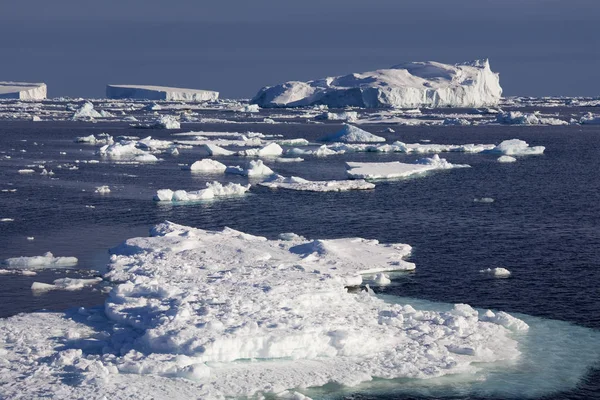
left=480, top=267, right=511, bottom=277
left=226, top=160, right=274, bottom=177
left=95, top=186, right=111, bottom=194
left=497, top=155, right=517, bottom=163
left=18, top=169, right=36, bottom=174
left=154, top=182, right=251, bottom=202
left=373, top=273, right=391, bottom=285
left=490, top=139, right=545, bottom=156
left=474, top=197, right=494, bottom=203
left=197, top=144, right=234, bottom=156
left=260, top=175, right=375, bottom=192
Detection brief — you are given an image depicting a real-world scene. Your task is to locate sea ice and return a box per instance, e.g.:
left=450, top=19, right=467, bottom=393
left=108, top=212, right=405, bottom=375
left=226, top=159, right=275, bottom=177
left=106, top=85, right=219, bottom=102
left=260, top=175, right=376, bottom=192
left=154, top=182, right=250, bottom=202
left=236, top=142, right=283, bottom=157
left=315, top=111, right=358, bottom=122
left=579, top=113, right=600, bottom=125
left=2, top=252, right=78, bottom=269
left=134, top=115, right=181, bottom=129
left=95, top=186, right=111, bottom=194
left=496, top=111, right=568, bottom=126
left=72, top=101, right=102, bottom=120
left=75, top=134, right=114, bottom=146
left=480, top=267, right=511, bottom=277
left=320, top=124, right=386, bottom=143
left=252, top=59, right=501, bottom=108
left=489, top=139, right=545, bottom=156
left=347, top=155, right=469, bottom=180
left=197, top=143, right=234, bottom=156
left=187, top=159, right=227, bottom=173
left=497, top=155, right=517, bottom=163
left=31, top=277, right=102, bottom=291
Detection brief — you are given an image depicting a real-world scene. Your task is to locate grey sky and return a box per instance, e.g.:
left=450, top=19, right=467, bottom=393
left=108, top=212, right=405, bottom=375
left=1, top=0, right=598, bottom=98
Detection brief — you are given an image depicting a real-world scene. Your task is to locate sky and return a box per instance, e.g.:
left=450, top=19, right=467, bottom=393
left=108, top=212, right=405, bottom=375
left=0, top=0, right=598, bottom=99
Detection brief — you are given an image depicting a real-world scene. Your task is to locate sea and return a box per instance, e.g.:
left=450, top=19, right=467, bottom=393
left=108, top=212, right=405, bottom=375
left=1, top=109, right=599, bottom=399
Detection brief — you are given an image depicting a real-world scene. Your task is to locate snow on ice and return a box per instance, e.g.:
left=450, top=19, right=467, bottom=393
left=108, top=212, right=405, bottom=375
left=320, top=124, right=386, bottom=143
left=347, top=155, right=469, bottom=180
left=154, top=182, right=250, bottom=202
left=2, top=252, right=78, bottom=269
left=252, top=59, right=501, bottom=108
left=260, top=175, right=376, bottom=192
left=106, top=85, right=219, bottom=102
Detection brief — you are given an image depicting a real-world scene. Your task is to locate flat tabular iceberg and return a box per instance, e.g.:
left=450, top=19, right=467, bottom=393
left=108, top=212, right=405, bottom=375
left=347, top=155, right=469, bottom=180
left=252, top=59, right=501, bottom=108
left=106, top=85, right=219, bottom=102
left=0, top=81, right=47, bottom=100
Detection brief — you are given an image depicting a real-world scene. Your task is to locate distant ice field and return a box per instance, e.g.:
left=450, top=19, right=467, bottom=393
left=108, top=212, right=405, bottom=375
left=1, top=116, right=600, bottom=399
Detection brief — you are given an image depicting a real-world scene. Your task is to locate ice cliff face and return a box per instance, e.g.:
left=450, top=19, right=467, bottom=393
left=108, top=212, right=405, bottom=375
left=106, top=85, right=219, bottom=101
left=0, top=82, right=47, bottom=100
left=252, top=60, right=502, bottom=108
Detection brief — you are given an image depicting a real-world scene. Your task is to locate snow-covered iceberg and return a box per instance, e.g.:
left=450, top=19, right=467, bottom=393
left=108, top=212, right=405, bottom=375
left=320, top=124, right=386, bottom=143
left=106, top=85, right=219, bottom=102
left=154, top=182, right=250, bottom=202
left=252, top=60, right=502, bottom=108
left=0, top=81, right=47, bottom=100
left=347, top=155, right=469, bottom=180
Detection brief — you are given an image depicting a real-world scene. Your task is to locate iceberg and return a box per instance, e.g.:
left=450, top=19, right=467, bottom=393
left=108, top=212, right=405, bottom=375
left=347, top=155, right=470, bottom=180
left=489, top=139, right=545, bottom=156
left=226, top=159, right=275, bottom=177
left=187, top=159, right=227, bottom=173
left=252, top=60, right=501, bottom=108
left=0, top=81, right=47, bottom=100
left=260, top=175, right=376, bottom=192
left=106, top=85, right=219, bottom=102
left=320, top=124, right=386, bottom=143
left=154, top=182, right=250, bottom=202
left=496, top=111, right=568, bottom=126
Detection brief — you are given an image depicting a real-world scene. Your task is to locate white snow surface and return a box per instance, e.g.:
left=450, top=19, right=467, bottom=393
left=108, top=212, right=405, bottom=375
left=0, top=81, right=47, bottom=100
left=31, top=277, right=103, bottom=291
left=260, top=175, right=376, bottom=192
left=496, top=111, right=567, bottom=126
left=0, top=222, right=534, bottom=399
left=320, top=124, right=386, bottom=143
left=226, top=159, right=275, bottom=177
left=154, top=182, right=250, bottom=202
left=347, top=155, right=469, bottom=180
left=107, top=85, right=219, bottom=102
left=187, top=159, right=227, bottom=173
left=497, top=155, right=517, bottom=163
left=236, top=142, right=284, bottom=157
left=490, top=139, right=545, bottom=156
left=2, top=252, right=78, bottom=269
left=252, top=59, right=502, bottom=108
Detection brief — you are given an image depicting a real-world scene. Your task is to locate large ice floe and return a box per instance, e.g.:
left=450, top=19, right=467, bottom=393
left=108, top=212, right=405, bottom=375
left=320, top=124, right=386, bottom=143
left=2, top=252, right=78, bottom=269
left=0, top=81, right=47, bottom=100
left=1, top=222, right=600, bottom=399
left=260, top=175, right=375, bottom=192
left=347, top=155, right=469, bottom=180
left=106, top=85, right=219, bottom=102
left=252, top=59, right=501, bottom=108
left=154, top=182, right=251, bottom=202
left=496, top=111, right=568, bottom=126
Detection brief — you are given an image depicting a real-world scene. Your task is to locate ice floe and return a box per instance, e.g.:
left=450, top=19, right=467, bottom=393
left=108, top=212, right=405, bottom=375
left=320, top=124, right=386, bottom=143
left=95, top=186, right=111, bottom=194
left=236, top=142, right=283, bottom=157
left=260, top=175, right=375, bottom=192
left=480, top=267, right=511, bottom=277
left=489, top=139, right=545, bottom=156
left=347, top=155, right=469, bottom=180
left=497, top=155, right=517, bottom=163
left=2, top=252, right=78, bottom=269
left=496, top=111, right=568, bottom=126
left=154, top=182, right=250, bottom=202
left=31, top=277, right=103, bottom=291
left=187, top=159, right=227, bottom=173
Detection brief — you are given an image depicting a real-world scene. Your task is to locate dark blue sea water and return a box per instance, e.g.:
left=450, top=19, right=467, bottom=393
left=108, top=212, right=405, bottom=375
left=1, top=119, right=599, bottom=399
